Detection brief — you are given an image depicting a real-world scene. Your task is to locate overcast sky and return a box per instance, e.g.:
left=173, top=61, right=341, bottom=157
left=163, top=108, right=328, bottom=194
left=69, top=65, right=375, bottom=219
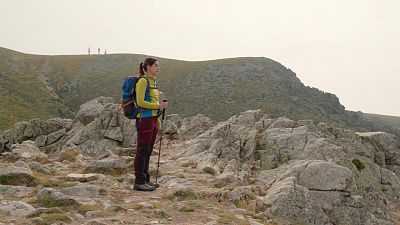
left=1, top=0, right=399, bottom=116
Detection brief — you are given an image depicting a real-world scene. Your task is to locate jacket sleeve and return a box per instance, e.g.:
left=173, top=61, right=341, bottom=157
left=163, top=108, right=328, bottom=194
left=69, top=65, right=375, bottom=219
left=136, top=78, right=159, bottom=109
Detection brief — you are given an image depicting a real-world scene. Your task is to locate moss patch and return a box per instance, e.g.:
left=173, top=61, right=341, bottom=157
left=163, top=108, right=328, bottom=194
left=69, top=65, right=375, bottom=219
left=352, top=158, right=365, bottom=171
left=202, top=167, right=216, bottom=176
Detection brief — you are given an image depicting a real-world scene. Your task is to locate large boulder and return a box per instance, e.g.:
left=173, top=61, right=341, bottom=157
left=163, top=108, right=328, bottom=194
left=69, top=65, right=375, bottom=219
left=356, top=132, right=400, bottom=167
left=75, top=96, right=114, bottom=125
left=10, top=140, right=46, bottom=160
left=64, top=102, right=136, bottom=156
left=256, top=160, right=391, bottom=225
left=297, top=161, right=356, bottom=192
left=0, top=161, right=36, bottom=186
left=226, top=109, right=263, bottom=126
left=177, top=114, right=214, bottom=140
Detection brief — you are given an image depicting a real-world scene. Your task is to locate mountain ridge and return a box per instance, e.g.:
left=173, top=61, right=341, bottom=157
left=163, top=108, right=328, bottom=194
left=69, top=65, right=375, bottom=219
left=0, top=47, right=399, bottom=139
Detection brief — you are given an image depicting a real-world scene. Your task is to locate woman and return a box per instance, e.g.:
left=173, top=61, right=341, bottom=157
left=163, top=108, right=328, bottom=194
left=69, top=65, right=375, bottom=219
left=134, top=57, right=168, bottom=192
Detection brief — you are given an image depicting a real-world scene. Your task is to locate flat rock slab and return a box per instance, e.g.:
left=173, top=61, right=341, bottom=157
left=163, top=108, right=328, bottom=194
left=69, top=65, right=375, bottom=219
left=60, top=184, right=105, bottom=198
left=0, top=184, right=35, bottom=198
left=0, top=200, right=35, bottom=217
left=65, top=173, right=100, bottom=182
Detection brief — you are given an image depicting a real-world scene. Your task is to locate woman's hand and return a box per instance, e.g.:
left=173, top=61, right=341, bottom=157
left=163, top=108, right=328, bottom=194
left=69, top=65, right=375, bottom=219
left=158, top=102, right=168, bottom=110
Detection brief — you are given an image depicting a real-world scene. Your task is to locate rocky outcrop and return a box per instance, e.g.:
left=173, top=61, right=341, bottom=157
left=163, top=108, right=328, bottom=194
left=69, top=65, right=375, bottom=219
left=63, top=98, right=137, bottom=156
left=0, top=97, right=138, bottom=156
left=176, top=109, right=400, bottom=225
left=75, top=97, right=114, bottom=126
left=0, top=97, right=214, bottom=157
left=177, top=114, right=214, bottom=140
left=0, top=118, right=71, bottom=153
left=1, top=97, right=399, bottom=225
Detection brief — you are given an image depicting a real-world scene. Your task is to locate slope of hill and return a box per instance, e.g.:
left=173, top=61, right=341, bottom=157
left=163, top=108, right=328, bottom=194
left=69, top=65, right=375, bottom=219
left=0, top=48, right=73, bottom=131
left=363, top=113, right=400, bottom=130
left=0, top=47, right=399, bottom=139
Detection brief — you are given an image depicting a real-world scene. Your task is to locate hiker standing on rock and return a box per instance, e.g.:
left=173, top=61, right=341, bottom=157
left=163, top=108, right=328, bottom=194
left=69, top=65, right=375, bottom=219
left=134, top=57, right=168, bottom=191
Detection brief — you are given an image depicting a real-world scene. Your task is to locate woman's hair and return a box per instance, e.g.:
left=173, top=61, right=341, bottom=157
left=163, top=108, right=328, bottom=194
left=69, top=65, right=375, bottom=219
left=139, top=57, right=158, bottom=76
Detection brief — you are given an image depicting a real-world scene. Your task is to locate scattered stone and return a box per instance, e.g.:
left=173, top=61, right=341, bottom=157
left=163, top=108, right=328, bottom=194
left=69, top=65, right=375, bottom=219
left=65, top=173, right=100, bottom=182
left=137, top=202, right=153, bottom=209
left=28, top=162, right=53, bottom=174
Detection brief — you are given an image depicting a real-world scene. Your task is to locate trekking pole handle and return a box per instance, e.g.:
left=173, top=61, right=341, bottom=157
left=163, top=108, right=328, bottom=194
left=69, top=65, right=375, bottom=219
left=161, top=99, right=167, bottom=121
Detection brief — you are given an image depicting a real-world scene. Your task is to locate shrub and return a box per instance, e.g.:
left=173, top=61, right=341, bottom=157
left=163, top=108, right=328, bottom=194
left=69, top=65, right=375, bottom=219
left=352, top=158, right=365, bottom=171
left=202, top=167, right=216, bottom=176
left=179, top=206, right=195, bottom=212
left=41, top=213, right=72, bottom=224
left=59, top=149, right=80, bottom=162
left=181, top=162, right=195, bottom=167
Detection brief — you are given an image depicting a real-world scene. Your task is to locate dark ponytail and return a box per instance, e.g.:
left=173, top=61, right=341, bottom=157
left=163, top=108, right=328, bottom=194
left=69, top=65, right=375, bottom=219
left=139, top=62, right=145, bottom=76
left=139, top=57, right=158, bottom=76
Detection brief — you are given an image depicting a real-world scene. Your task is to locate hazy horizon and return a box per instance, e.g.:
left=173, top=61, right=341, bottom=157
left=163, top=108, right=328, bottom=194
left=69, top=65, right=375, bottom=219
left=1, top=0, right=399, bottom=117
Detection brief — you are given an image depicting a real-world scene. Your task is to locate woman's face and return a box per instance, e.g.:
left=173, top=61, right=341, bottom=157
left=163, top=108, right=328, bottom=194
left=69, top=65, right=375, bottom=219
left=147, top=61, right=160, bottom=76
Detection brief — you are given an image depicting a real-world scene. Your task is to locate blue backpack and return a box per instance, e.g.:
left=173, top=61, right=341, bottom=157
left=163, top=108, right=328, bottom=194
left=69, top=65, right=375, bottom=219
left=121, top=76, right=150, bottom=119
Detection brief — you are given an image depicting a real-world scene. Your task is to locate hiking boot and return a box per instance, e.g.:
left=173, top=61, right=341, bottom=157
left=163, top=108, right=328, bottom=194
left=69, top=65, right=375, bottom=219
left=133, top=183, right=156, bottom=192
left=147, top=181, right=160, bottom=188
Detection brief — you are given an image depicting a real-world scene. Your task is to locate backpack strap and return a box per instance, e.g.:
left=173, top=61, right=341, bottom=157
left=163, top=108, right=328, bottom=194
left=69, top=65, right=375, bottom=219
left=136, top=76, right=151, bottom=108
left=142, top=76, right=151, bottom=98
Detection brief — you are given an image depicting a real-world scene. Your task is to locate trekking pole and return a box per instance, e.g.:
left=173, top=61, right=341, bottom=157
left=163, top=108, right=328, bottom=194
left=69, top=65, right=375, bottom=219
left=156, top=99, right=167, bottom=184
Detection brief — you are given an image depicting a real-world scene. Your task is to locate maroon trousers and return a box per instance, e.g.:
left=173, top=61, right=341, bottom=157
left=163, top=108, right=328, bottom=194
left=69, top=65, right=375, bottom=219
left=134, top=117, right=159, bottom=184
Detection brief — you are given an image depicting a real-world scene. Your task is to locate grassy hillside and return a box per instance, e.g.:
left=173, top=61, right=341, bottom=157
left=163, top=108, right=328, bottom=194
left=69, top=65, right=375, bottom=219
left=363, top=113, right=400, bottom=130
left=0, top=48, right=73, bottom=130
left=0, top=47, right=399, bottom=139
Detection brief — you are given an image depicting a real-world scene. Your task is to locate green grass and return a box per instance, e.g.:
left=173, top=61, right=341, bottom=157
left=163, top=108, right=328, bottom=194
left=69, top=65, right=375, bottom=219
left=352, top=158, right=365, bottom=171
left=77, top=204, right=102, bottom=215
left=202, top=167, right=216, bottom=176
left=0, top=174, right=36, bottom=186
left=179, top=206, right=195, bottom=212
left=40, top=213, right=72, bottom=224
